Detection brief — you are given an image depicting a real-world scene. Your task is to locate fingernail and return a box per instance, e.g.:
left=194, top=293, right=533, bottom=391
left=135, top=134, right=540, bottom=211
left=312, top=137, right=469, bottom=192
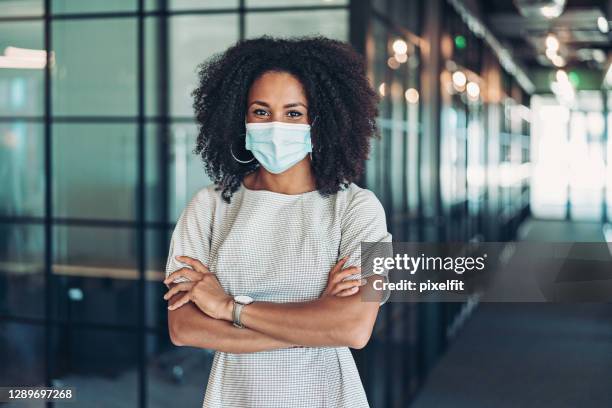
left=352, top=287, right=359, bottom=292
left=175, top=255, right=181, bottom=259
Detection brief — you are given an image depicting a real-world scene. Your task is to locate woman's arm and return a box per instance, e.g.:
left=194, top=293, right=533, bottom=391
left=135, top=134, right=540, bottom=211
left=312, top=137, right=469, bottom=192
left=167, top=283, right=297, bottom=353
left=225, top=274, right=385, bottom=349
left=169, top=267, right=385, bottom=349
left=165, top=257, right=370, bottom=351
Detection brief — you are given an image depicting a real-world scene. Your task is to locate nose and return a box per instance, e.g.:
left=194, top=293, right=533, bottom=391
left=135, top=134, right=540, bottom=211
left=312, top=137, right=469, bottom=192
left=270, top=112, right=285, bottom=122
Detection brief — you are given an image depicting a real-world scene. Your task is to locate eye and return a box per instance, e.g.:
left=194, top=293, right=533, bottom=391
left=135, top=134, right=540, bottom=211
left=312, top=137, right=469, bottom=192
left=253, top=108, right=269, bottom=117
left=287, top=110, right=303, bottom=118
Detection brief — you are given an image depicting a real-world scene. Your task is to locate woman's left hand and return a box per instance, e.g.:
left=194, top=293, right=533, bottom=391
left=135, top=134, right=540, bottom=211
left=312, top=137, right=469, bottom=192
left=163, top=255, right=233, bottom=321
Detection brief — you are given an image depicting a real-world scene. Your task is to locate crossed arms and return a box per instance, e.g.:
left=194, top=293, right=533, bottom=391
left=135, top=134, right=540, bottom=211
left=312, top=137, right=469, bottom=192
left=164, top=255, right=385, bottom=354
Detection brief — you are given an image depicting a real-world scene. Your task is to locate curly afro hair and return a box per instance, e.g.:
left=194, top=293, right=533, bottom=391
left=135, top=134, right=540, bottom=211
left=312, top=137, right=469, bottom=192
left=191, top=35, right=380, bottom=202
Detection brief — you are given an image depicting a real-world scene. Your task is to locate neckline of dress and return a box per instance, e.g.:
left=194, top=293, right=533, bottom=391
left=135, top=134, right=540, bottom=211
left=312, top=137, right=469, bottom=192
left=240, top=181, right=319, bottom=198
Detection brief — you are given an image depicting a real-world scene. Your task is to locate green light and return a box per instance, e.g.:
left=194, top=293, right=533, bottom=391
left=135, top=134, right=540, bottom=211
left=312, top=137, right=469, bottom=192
left=568, top=71, right=580, bottom=87
left=454, top=35, right=467, bottom=50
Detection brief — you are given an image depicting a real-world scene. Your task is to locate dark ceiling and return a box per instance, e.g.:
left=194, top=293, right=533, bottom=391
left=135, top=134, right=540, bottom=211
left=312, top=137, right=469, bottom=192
left=480, top=0, right=611, bottom=73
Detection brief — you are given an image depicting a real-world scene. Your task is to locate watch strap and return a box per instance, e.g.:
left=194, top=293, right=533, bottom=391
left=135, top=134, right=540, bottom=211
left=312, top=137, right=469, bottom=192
left=232, top=301, right=245, bottom=328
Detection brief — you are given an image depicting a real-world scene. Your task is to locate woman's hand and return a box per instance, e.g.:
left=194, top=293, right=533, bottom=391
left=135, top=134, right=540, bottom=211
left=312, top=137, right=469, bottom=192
left=163, top=255, right=233, bottom=321
left=321, top=256, right=366, bottom=298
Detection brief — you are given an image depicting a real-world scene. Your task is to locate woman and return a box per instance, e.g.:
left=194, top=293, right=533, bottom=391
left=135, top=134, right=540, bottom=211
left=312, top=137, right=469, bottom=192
left=162, top=35, right=392, bottom=408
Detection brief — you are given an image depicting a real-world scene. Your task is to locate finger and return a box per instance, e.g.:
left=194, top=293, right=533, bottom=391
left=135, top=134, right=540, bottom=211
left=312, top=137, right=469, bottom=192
left=175, top=255, right=210, bottom=274
left=336, top=286, right=361, bottom=297
left=331, top=278, right=366, bottom=295
left=163, top=282, right=194, bottom=300
left=164, top=267, right=206, bottom=286
left=329, top=256, right=349, bottom=276
left=168, top=292, right=191, bottom=310
left=332, top=266, right=362, bottom=285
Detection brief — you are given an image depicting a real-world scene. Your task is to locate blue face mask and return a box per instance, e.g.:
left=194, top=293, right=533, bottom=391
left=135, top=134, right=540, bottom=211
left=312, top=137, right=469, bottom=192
left=245, top=121, right=312, bottom=174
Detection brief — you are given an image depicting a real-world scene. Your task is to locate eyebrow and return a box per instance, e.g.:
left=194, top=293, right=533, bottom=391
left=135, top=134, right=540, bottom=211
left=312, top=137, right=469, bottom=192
left=249, top=100, right=308, bottom=109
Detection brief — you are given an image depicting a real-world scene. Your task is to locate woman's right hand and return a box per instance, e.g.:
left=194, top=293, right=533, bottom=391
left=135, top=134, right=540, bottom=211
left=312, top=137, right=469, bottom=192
left=321, top=256, right=366, bottom=298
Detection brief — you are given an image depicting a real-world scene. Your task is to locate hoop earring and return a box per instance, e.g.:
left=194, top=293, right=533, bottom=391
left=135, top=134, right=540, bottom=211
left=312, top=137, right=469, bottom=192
left=230, top=144, right=254, bottom=164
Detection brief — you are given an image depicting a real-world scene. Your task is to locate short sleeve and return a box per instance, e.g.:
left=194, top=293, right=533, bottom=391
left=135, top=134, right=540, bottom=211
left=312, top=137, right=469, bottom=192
left=338, top=187, right=393, bottom=306
left=164, top=188, right=214, bottom=286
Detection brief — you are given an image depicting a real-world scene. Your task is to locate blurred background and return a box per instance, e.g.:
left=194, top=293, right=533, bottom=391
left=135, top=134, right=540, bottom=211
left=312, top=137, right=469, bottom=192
left=0, top=0, right=611, bottom=407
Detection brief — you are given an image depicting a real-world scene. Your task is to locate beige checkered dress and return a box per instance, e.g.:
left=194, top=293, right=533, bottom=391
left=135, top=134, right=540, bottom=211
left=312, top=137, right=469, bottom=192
left=165, top=181, right=392, bottom=408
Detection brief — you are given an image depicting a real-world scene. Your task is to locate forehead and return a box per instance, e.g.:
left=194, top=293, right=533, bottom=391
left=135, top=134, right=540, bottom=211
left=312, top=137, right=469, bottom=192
left=247, top=71, right=307, bottom=103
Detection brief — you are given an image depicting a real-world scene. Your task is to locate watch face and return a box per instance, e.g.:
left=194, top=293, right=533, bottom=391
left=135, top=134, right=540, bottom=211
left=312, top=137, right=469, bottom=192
left=235, top=295, right=253, bottom=305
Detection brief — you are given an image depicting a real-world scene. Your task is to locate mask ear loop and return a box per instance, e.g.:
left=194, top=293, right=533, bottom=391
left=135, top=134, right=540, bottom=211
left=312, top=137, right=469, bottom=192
left=309, top=115, right=318, bottom=162
left=231, top=132, right=255, bottom=164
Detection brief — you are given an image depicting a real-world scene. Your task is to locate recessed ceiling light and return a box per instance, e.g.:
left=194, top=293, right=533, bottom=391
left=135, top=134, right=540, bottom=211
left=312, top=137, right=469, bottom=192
left=545, top=48, right=558, bottom=60
left=597, top=16, right=609, bottom=34
left=545, top=34, right=559, bottom=51
left=556, top=69, right=568, bottom=83
left=452, top=71, right=467, bottom=88
left=466, top=82, right=480, bottom=99
left=551, top=55, right=566, bottom=67
left=392, top=39, right=408, bottom=55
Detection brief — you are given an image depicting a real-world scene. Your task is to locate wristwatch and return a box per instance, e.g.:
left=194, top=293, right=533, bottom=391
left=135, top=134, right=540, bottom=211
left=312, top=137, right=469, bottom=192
left=232, top=295, right=254, bottom=328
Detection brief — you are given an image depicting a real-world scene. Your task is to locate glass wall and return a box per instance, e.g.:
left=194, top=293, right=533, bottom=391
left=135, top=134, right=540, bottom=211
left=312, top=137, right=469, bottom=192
left=439, top=5, right=489, bottom=243
left=358, top=2, right=423, bottom=407
left=365, top=1, right=422, bottom=242
left=0, top=1, right=348, bottom=407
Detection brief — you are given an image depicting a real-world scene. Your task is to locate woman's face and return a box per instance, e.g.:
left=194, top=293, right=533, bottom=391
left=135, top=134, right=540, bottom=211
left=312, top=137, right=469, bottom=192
left=246, top=71, right=310, bottom=125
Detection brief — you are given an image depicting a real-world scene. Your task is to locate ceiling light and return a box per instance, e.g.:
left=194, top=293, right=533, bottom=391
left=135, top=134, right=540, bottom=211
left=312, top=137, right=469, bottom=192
left=556, top=69, right=568, bottom=83
left=545, top=34, right=559, bottom=51
left=597, top=16, right=609, bottom=34
left=540, top=5, right=561, bottom=18
left=378, top=83, right=386, bottom=97
left=405, top=88, right=419, bottom=104
left=466, top=82, right=480, bottom=99
left=513, top=0, right=566, bottom=19
left=387, top=57, right=400, bottom=70
left=0, top=46, right=50, bottom=69
left=592, top=49, right=606, bottom=64
left=5, top=46, right=47, bottom=59
left=551, top=55, right=566, bottom=67
left=392, top=39, right=408, bottom=55
left=452, top=70, right=467, bottom=88
left=0, top=56, right=46, bottom=69
left=540, top=0, right=566, bottom=19
left=395, top=53, right=408, bottom=63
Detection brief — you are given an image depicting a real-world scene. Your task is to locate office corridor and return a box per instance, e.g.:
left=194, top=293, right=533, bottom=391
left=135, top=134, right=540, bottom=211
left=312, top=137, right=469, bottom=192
left=2, top=0, right=611, bottom=406
left=411, top=219, right=612, bottom=408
